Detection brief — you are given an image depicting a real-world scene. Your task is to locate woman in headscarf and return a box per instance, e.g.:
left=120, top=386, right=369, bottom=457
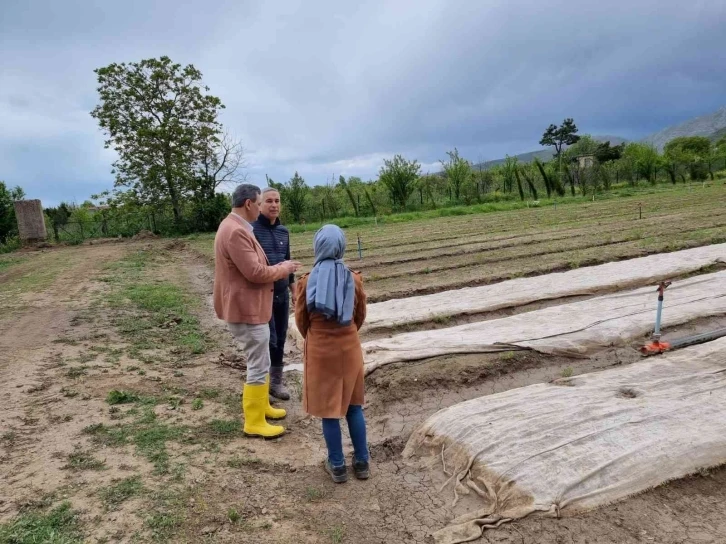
left=295, top=224, right=369, bottom=483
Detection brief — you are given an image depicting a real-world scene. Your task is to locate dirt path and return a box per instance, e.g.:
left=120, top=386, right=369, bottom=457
left=2, top=241, right=726, bottom=543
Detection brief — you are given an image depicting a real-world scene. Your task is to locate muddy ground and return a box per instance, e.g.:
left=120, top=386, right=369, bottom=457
left=1, top=239, right=725, bottom=543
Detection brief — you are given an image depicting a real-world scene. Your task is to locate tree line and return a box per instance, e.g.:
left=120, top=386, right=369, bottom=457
left=3, top=56, right=726, bottom=251
left=267, top=120, right=726, bottom=224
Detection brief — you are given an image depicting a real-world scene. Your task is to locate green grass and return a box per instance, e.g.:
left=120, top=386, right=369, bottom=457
left=227, top=455, right=262, bottom=468
left=0, top=251, right=74, bottom=299
left=0, top=502, right=84, bottom=544
left=103, top=250, right=210, bottom=358
left=144, top=488, right=189, bottom=541
left=106, top=390, right=141, bottom=405
left=327, top=524, right=346, bottom=543
left=0, top=255, right=27, bottom=273
left=62, top=449, right=106, bottom=471
left=227, top=508, right=241, bottom=524
left=65, top=366, right=88, bottom=379
left=207, top=418, right=241, bottom=437
left=99, top=476, right=144, bottom=511
left=83, top=406, right=242, bottom=476
left=83, top=412, right=186, bottom=475
left=305, top=486, right=325, bottom=502
left=191, top=398, right=203, bottom=411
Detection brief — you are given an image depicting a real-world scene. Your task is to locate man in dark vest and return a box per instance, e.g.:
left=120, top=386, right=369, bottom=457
left=252, top=187, right=295, bottom=400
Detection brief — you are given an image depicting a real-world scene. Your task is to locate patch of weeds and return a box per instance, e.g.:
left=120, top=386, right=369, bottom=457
left=199, top=388, right=220, bottom=400
left=104, top=348, right=124, bottom=364
left=61, top=387, right=79, bottom=398
left=207, top=419, right=241, bottom=437
left=100, top=476, right=144, bottom=511
left=76, top=352, right=98, bottom=364
left=52, top=336, right=79, bottom=346
left=145, top=487, right=188, bottom=541
left=227, top=455, right=262, bottom=469
left=167, top=396, right=183, bottom=410
left=432, top=314, right=450, bottom=325
left=106, top=390, right=140, bottom=405
left=84, top=413, right=186, bottom=475
left=65, top=366, right=88, bottom=379
left=138, top=370, right=147, bottom=376
left=0, top=502, right=84, bottom=543
left=305, top=486, right=325, bottom=502
left=126, top=365, right=140, bottom=372
left=222, top=393, right=240, bottom=416
left=170, top=463, right=186, bottom=483
left=227, top=508, right=241, bottom=524
left=63, top=448, right=106, bottom=471
left=112, top=277, right=210, bottom=356
left=191, top=398, right=203, bottom=411
left=561, top=367, right=574, bottom=378
left=173, top=370, right=184, bottom=377
left=202, top=442, right=221, bottom=453
left=500, top=351, right=516, bottom=361
left=327, top=524, right=345, bottom=543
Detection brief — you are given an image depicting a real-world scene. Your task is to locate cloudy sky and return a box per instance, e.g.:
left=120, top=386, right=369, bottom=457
left=2, top=0, right=726, bottom=206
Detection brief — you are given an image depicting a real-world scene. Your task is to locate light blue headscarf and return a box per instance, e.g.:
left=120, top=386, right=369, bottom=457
left=306, top=224, right=355, bottom=326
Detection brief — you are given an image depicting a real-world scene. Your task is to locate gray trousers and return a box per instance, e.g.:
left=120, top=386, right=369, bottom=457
left=228, top=323, right=270, bottom=385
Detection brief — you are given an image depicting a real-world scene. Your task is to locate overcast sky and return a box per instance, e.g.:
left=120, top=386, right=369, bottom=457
left=2, top=0, right=726, bottom=206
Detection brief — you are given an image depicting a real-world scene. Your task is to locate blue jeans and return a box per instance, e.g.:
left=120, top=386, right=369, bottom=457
left=322, top=405, right=369, bottom=468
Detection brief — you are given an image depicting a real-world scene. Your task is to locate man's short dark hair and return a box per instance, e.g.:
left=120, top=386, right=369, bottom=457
left=232, top=184, right=261, bottom=208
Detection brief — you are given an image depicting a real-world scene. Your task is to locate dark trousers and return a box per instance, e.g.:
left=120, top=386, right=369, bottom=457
left=268, top=290, right=289, bottom=369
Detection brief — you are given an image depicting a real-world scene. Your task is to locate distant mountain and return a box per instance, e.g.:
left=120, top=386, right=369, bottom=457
left=472, top=135, right=628, bottom=170
left=641, top=106, right=726, bottom=150
left=710, top=126, right=726, bottom=143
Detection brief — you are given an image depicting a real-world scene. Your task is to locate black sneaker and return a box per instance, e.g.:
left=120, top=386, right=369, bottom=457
left=325, top=459, right=348, bottom=483
left=351, top=457, right=370, bottom=480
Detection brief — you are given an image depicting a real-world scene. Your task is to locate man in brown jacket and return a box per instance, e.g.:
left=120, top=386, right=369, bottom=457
left=214, top=184, right=301, bottom=439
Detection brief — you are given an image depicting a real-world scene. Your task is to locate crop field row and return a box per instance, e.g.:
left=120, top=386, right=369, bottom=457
left=185, top=185, right=725, bottom=302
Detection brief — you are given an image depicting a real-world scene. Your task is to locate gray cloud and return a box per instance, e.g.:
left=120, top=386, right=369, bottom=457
left=1, top=0, right=725, bottom=205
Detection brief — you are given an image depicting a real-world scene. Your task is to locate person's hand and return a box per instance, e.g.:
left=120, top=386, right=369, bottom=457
left=279, top=260, right=302, bottom=275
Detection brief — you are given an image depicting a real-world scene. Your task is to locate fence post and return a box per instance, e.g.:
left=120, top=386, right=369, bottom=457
left=357, top=234, right=363, bottom=260
left=78, top=220, right=85, bottom=240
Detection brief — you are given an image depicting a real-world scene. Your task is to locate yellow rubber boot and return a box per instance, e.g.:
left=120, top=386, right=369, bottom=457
left=242, top=383, right=285, bottom=439
left=264, top=375, right=287, bottom=420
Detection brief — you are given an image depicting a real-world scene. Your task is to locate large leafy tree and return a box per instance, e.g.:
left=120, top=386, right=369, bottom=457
left=664, top=136, right=712, bottom=182
left=283, top=172, right=309, bottom=223
left=623, top=143, right=659, bottom=184
left=90, top=56, right=225, bottom=221
left=0, top=182, right=25, bottom=244
left=440, top=148, right=471, bottom=202
left=540, top=118, right=581, bottom=157
left=379, top=155, right=421, bottom=210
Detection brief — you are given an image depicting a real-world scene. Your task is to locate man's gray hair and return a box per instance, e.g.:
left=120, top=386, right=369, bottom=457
left=261, top=187, right=280, bottom=195
left=232, top=184, right=261, bottom=208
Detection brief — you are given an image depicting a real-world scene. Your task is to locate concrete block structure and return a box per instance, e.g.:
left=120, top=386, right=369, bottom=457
left=14, top=199, right=47, bottom=243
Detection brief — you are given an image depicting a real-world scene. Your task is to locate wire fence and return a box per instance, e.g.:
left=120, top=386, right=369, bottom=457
left=50, top=212, right=184, bottom=243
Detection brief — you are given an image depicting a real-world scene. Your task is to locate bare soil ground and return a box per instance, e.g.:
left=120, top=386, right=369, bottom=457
left=2, top=235, right=726, bottom=543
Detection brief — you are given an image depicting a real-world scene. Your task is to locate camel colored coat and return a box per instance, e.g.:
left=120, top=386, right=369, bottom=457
left=213, top=214, right=288, bottom=324
left=295, top=272, right=367, bottom=419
